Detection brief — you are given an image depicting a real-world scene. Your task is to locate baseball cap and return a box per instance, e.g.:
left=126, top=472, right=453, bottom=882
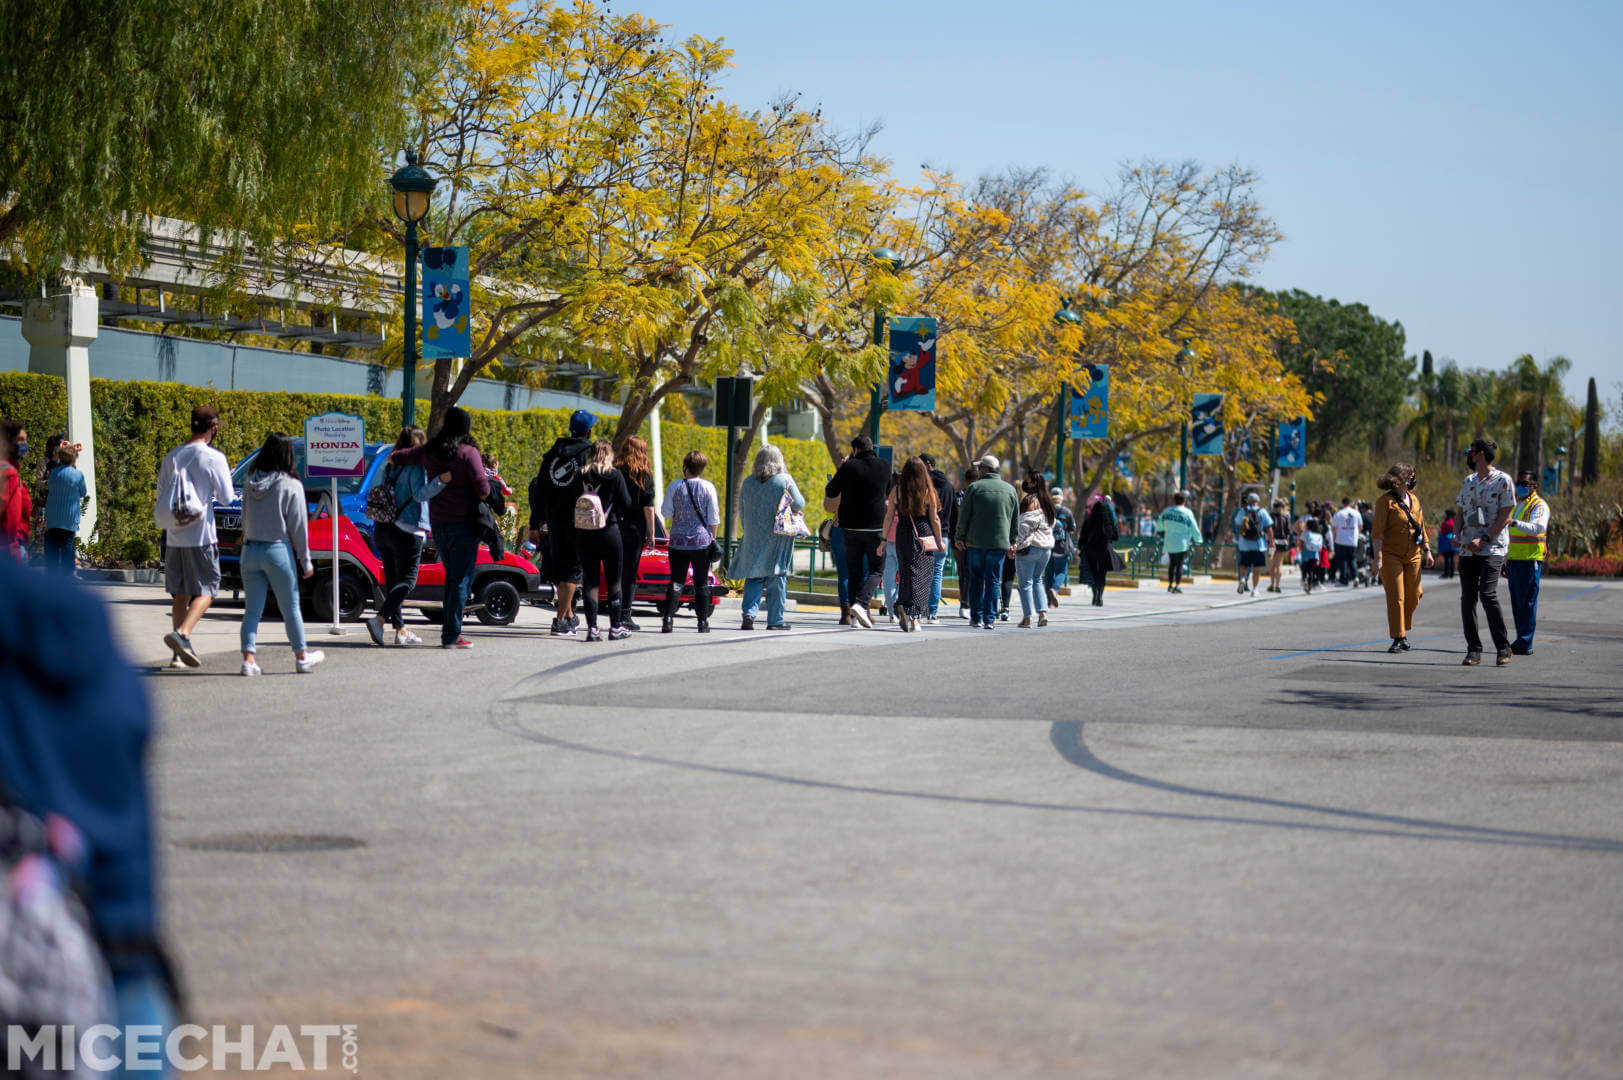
left=976, top=455, right=999, bottom=472
left=569, top=410, right=597, bottom=436
left=1049, top=487, right=1063, bottom=498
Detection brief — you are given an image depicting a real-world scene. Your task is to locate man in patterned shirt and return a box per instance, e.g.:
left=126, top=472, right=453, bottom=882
left=1454, top=438, right=1516, bottom=666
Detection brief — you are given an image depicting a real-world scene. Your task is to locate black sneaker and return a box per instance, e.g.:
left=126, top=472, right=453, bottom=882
left=1496, top=648, right=1513, bottom=666
left=549, top=617, right=565, bottom=636
left=661, top=617, right=674, bottom=634
left=608, top=626, right=631, bottom=641
left=585, top=628, right=603, bottom=642
left=1388, top=639, right=1404, bottom=653
left=163, top=631, right=201, bottom=668
left=740, top=616, right=755, bottom=631
left=1398, top=638, right=1411, bottom=651
left=1462, top=651, right=1482, bottom=666
left=767, top=622, right=792, bottom=631
left=622, top=617, right=641, bottom=632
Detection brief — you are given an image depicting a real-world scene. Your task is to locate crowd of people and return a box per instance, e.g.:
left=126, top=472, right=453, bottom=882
left=0, top=408, right=1557, bottom=673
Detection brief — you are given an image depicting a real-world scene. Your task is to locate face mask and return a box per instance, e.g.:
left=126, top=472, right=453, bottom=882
left=1515, top=484, right=1530, bottom=498
left=11, top=441, right=25, bottom=459
left=1405, top=477, right=1416, bottom=490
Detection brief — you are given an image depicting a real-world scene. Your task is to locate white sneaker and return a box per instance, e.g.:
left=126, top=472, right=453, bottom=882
left=296, top=650, right=326, bottom=674
left=169, top=655, right=186, bottom=670
left=1249, top=585, right=1259, bottom=597
left=851, top=604, right=874, bottom=629
left=925, top=616, right=939, bottom=625
left=240, top=659, right=262, bottom=676
left=396, top=629, right=422, bottom=645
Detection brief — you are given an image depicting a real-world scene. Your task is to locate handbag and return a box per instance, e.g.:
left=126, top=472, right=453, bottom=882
left=773, top=487, right=810, bottom=538
left=911, top=515, right=942, bottom=554
left=683, top=480, right=723, bottom=562
left=1107, top=546, right=1126, bottom=573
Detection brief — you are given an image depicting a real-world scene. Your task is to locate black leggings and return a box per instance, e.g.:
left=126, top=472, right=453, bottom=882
left=1168, top=551, right=1186, bottom=587
left=579, top=524, right=624, bottom=630
left=620, top=525, right=646, bottom=613
left=665, top=547, right=714, bottom=619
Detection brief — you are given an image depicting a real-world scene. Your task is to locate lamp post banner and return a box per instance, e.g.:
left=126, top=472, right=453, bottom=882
left=1542, top=465, right=1559, bottom=492
left=1068, top=364, right=1109, bottom=438
left=304, top=412, right=367, bottom=478
left=1190, top=393, right=1225, bottom=457
left=1275, top=418, right=1307, bottom=468
left=421, top=246, right=470, bottom=359
left=887, top=316, right=936, bottom=411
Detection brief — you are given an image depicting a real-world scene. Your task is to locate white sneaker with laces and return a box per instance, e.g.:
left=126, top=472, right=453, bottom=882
left=240, top=659, right=262, bottom=676
left=296, top=650, right=326, bottom=674
left=396, top=629, right=422, bottom=645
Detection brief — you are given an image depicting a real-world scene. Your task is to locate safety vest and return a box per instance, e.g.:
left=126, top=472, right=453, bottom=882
left=1507, top=493, right=1547, bottom=562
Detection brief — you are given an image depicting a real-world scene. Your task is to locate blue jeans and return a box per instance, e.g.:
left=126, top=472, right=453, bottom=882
left=432, top=521, right=480, bottom=645
left=1507, top=559, right=1542, bottom=652
left=882, top=544, right=899, bottom=613
left=1015, top=547, right=1051, bottom=618
left=241, top=539, right=306, bottom=655
left=928, top=550, right=948, bottom=617
left=741, top=575, right=788, bottom=625
left=44, top=528, right=76, bottom=575
left=829, top=526, right=851, bottom=605
left=1045, top=549, right=1069, bottom=591
left=966, top=547, right=1006, bottom=625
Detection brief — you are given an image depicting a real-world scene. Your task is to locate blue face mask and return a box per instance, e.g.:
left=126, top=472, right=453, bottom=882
left=11, top=441, right=25, bottom=459
left=1515, top=484, right=1530, bottom=498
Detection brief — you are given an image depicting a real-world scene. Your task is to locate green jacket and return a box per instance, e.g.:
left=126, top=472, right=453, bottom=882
left=955, top=476, right=1020, bottom=550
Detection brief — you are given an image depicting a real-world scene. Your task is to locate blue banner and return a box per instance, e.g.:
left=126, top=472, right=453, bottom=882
left=1068, top=364, right=1108, bottom=438
left=887, top=316, right=936, bottom=411
left=1190, top=393, right=1224, bottom=456
left=1542, top=465, right=1559, bottom=492
left=1275, top=418, right=1307, bottom=468
left=421, top=246, right=470, bottom=359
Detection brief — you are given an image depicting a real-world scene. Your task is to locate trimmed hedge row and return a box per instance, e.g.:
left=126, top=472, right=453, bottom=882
left=0, top=372, right=833, bottom=561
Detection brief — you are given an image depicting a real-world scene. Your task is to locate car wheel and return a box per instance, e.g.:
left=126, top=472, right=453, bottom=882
left=475, top=577, right=522, bottom=626
left=420, top=607, right=445, bottom=624
left=308, top=569, right=371, bottom=623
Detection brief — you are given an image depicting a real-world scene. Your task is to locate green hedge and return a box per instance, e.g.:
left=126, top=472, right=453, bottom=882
left=0, top=372, right=831, bottom=561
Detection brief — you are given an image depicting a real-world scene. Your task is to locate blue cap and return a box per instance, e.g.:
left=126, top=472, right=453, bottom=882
left=569, top=410, right=597, bottom=436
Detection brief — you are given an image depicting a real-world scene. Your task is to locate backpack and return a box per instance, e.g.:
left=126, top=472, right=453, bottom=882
left=161, top=456, right=204, bottom=528
left=1241, top=509, right=1261, bottom=541
left=574, top=482, right=607, bottom=530
left=366, top=464, right=401, bottom=525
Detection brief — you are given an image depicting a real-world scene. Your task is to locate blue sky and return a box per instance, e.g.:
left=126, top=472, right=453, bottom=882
left=632, top=0, right=1620, bottom=405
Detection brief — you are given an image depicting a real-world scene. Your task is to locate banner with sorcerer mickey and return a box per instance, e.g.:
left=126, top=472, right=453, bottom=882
left=421, top=246, right=470, bottom=359
left=887, top=316, right=936, bottom=411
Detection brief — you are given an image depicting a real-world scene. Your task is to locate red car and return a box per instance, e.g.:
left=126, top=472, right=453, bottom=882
left=618, top=538, right=723, bottom=619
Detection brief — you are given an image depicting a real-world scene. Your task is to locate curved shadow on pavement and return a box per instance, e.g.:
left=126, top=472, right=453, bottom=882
left=1048, top=720, right=1621, bottom=852
left=489, top=703, right=1623, bottom=853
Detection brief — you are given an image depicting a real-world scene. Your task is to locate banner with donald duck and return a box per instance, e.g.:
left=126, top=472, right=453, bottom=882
left=887, top=316, right=936, bottom=412
left=421, top=246, right=470, bottom=359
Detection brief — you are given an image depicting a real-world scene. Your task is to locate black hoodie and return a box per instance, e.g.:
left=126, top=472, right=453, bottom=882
left=530, top=436, right=593, bottom=528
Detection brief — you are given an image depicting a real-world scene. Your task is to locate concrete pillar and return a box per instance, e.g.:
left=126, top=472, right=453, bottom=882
left=649, top=398, right=665, bottom=499
left=22, top=281, right=100, bottom=542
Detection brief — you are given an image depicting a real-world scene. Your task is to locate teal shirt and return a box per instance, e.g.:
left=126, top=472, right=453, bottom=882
left=1157, top=505, right=1202, bottom=554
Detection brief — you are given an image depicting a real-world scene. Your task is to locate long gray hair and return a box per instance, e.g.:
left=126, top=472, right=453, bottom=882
left=752, top=444, right=786, bottom=482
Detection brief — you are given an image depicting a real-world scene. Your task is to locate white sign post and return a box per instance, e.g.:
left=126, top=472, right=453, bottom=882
left=304, top=411, right=366, bottom=636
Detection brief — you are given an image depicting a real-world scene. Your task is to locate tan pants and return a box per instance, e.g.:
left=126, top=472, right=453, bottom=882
left=1380, top=553, right=1423, bottom=639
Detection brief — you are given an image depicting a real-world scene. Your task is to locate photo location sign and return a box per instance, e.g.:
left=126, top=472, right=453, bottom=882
left=887, top=316, right=937, bottom=411
left=1275, top=418, right=1307, bottom=468
left=304, top=412, right=366, bottom=479
left=421, top=245, right=470, bottom=359
left=1069, top=364, right=1109, bottom=438
left=1190, top=394, right=1225, bottom=456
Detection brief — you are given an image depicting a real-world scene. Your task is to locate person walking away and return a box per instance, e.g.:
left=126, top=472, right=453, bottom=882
left=1437, top=509, right=1458, bottom=578
left=236, top=432, right=323, bottom=674
left=154, top=406, right=235, bottom=668
left=823, top=435, right=891, bottom=628
left=1372, top=462, right=1434, bottom=653
left=1045, top=487, right=1075, bottom=607
left=733, top=445, right=805, bottom=631
left=660, top=450, right=722, bottom=633
left=953, top=466, right=978, bottom=619
left=824, top=480, right=853, bottom=624
left=0, top=420, right=30, bottom=562
left=1231, top=493, right=1273, bottom=597
left=43, top=440, right=87, bottom=576
left=576, top=440, right=634, bottom=641
left=880, top=468, right=902, bottom=620
left=953, top=456, right=1019, bottom=629
left=919, top=454, right=957, bottom=623
left=365, top=426, right=444, bottom=647
left=1329, top=497, right=1361, bottom=585
left=1012, top=488, right=1056, bottom=627
left=529, top=410, right=596, bottom=637
left=1506, top=470, right=1549, bottom=655
left=1266, top=498, right=1292, bottom=592
left=614, top=436, right=658, bottom=630
left=1455, top=438, right=1516, bottom=666
left=1299, top=519, right=1326, bottom=589
left=1158, top=491, right=1201, bottom=594
left=392, top=407, right=489, bottom=649
left=1078, top=489, right=1120, bottom=607
left=883, top=457, right=944, bottom=632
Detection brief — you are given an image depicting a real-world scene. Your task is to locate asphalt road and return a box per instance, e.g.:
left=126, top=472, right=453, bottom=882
left=126, top=574, right=1623, bottom=1078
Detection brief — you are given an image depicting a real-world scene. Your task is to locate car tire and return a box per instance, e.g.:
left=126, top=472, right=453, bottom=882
left=420, top=607, right=446, bottom=624
left=308, top=568, right=371, bottom=623
left=474, top=577, right=522, bottom=626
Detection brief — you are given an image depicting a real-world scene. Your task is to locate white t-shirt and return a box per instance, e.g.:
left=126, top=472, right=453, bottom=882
left=1330, top=506, right=1362, bottom=546
left=156, top=440, right=235, bottom=547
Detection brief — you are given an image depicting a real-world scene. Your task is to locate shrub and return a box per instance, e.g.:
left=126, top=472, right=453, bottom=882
left=1544, top=556, right=1623, bottom=577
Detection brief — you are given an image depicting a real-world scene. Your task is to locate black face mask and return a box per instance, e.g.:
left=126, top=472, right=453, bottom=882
left=1405, top=477, right=1416, bottom=490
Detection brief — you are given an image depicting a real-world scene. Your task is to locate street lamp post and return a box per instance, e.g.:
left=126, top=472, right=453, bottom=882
left=1052, top=300, right=1084, bottom=488
left=389, top=151, right=438, bottom=429
left=1176, top=339, right=1198, bottom=491
left=867, top=247, right=904, bottom=444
